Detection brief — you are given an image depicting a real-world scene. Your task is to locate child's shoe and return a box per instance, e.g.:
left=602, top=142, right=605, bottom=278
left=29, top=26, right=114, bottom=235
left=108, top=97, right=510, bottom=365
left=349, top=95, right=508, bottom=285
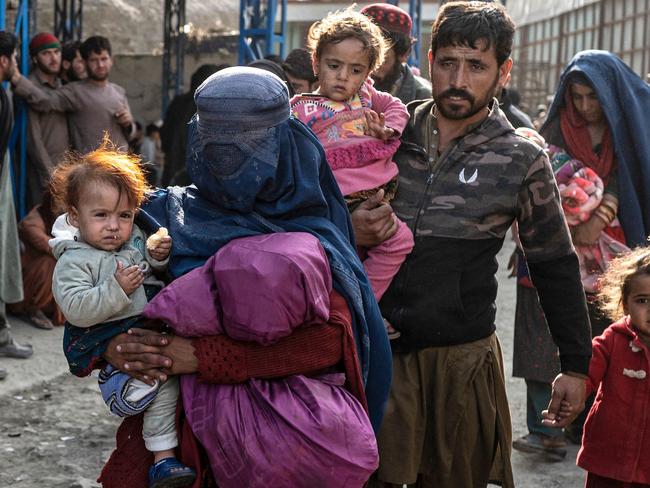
left=148, top=457, right=196, bottom=488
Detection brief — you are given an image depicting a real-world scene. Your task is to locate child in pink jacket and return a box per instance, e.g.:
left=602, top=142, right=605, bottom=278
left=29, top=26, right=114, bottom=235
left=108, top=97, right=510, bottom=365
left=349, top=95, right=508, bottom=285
left=291, top=8, right=413, bottom=335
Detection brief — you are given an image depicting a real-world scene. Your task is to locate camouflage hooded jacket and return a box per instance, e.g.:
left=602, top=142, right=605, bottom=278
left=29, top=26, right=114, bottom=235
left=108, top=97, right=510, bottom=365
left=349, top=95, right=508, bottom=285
left=380, top=98, right=592, bottom=374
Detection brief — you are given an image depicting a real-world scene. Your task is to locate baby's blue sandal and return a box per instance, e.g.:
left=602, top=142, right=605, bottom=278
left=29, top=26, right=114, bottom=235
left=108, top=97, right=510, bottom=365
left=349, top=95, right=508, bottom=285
left=148, top=457, right=196, bottom=488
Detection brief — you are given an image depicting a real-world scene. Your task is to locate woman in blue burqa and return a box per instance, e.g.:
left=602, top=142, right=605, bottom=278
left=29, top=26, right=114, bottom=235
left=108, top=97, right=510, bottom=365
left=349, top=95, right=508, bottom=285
left=512, top=50, right=650, bottom=454
left=98, top=67, right=392, bottom=487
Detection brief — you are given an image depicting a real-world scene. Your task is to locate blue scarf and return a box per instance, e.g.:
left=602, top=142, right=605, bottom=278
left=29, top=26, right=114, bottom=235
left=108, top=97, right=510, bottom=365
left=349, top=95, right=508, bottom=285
left=140, top=117, right=391, bottom=431
left=542, top=50, right=650, bottom=246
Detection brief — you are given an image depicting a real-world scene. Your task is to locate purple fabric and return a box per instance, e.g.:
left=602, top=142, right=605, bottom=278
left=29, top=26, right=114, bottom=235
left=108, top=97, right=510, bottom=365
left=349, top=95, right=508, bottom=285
left=143, top=261, right=221, bottom=336
left=181, top=373, right=378, bottom=487
left=215, top=232, right=331, bottom=343
left=143, top=232, right=377, bottom=486
left=143, top=232, right=331, bottom=341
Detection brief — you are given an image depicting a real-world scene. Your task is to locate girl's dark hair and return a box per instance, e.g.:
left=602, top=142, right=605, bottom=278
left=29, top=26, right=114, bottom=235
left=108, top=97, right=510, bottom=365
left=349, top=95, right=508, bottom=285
left=430, top=1, right=515, bottom=66
left=307, top=7, right=387, bottom=73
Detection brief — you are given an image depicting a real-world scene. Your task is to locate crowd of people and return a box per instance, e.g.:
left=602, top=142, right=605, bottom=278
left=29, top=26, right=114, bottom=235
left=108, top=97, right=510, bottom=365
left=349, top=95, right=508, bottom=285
left=0, top=1, right=649, bottom=488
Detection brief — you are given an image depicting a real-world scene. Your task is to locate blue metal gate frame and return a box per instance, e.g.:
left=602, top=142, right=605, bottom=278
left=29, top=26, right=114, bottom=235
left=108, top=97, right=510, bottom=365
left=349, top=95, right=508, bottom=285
left=1, top=0, right=30, bottom=218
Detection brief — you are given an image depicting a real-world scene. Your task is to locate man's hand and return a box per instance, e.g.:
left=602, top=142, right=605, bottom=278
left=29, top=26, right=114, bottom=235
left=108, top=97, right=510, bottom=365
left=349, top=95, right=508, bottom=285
left=571, top=216, right=606, bottom=246
left=149, top=236, right=172, bottom=261
left=114, top=261, right=144, bottom=295
left=350, top=189, right=398, bottom=247
left=103, top=328, right=172, bottom=384
left=541, top=373, right=587, bottom=428
left=364, top=110, right=396, bottom=141
left=9, top=70, right=21, bottom=86
left=115, top=105, right=134, bottom=129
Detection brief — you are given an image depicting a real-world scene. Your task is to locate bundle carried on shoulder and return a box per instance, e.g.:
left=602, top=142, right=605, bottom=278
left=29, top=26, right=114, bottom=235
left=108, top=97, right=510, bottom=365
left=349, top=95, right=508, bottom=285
left=144, top=232, right=378, bottom=487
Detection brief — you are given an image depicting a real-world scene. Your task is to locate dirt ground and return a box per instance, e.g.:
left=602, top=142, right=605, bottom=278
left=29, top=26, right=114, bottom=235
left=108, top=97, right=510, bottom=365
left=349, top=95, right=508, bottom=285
left=0, top=375, right=120, bottom=488
left=0, top=239, right=586, bottom=487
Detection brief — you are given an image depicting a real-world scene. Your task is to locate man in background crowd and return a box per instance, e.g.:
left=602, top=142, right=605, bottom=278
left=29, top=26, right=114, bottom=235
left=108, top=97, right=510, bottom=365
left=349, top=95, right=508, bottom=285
left=25, top=32, right=69, bottom=208
left=500, top=87, right=534, bottom=129
left=159, top=63, right=225, bottom=187
left=361, top=2, right=431, bottom=104
left=0, top=32, right=34, bottom=380
left=60, top=40, right=86, bottom=83
left=283, top=48, right=317, bottom=95
left=13, top=35, right=136, bottom=152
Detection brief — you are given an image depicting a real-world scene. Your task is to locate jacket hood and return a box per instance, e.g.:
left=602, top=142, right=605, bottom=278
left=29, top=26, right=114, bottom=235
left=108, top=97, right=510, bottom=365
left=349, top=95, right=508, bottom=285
left=49, top=213, right=89, bottom=259
left=405, top=97, right=515, bottom=151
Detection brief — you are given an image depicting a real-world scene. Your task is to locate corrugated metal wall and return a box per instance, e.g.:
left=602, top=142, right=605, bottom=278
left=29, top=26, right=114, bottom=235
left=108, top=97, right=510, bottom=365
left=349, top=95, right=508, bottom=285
left=510, top=0, right=649, bottom=112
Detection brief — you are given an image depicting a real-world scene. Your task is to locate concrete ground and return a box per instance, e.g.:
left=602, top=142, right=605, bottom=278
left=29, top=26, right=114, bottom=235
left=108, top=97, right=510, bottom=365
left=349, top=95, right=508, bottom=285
left=0, top=238, right=586, bottom=487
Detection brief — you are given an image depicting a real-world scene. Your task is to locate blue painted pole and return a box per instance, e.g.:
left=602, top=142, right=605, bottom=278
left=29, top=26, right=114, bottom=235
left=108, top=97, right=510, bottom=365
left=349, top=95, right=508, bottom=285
left=3, top=0, right=30, bottom=218
left=16, top=0, right=29, bottom=218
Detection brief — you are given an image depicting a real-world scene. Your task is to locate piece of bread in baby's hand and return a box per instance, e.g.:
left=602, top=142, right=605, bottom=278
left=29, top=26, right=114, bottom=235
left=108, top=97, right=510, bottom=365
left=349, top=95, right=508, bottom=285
left=146, top=227, right=168, bottom=250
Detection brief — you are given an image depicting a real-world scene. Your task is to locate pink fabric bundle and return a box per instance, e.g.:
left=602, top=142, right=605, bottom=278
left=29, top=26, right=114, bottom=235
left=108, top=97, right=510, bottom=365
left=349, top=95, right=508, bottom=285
left=554, top=162, right=629, bottom=292
left=558, top=166, right=604, bottom=226
left=143, top=232, right=378, bottom=487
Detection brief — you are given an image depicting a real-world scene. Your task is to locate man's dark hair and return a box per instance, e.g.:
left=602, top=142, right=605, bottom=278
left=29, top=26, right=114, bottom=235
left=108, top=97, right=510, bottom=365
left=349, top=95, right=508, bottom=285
left=264, top=54, right=283, bottom=65
left=430, top=1, right=515, bottom=66
left=282, top=48, right=317, bottom=83
left=382, top=30, right=414, bottom=59
left=0, top=31, right=17, bottom=59
left=190, top=63, right=226, bottom=93
left=61, top=40, right=81, bottom=62
left=80, top=36, right=112, bottom=59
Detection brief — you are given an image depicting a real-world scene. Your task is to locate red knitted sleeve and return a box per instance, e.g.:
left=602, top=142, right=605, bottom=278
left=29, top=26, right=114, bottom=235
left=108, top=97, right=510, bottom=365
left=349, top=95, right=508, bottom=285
left=192, top=322, right=343, bottom=384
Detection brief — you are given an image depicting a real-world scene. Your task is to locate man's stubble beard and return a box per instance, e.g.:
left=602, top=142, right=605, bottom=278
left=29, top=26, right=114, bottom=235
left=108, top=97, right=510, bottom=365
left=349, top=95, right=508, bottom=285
left=373, top=59, right=404, bottom=93
left=434, top=73, right=500, bottom=121
left=37, top=59, right=60, bottom=76
left=88, top=70, right=108, bottom=82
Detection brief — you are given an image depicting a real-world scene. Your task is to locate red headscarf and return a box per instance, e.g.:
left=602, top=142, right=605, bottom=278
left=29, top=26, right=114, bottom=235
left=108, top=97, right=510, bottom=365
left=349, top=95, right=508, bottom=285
left=559, top=88, right=615, bottom=185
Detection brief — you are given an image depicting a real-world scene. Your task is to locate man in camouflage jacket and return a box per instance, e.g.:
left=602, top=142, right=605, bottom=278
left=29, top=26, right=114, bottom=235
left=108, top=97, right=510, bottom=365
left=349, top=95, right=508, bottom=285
left=357, top=3, right=592, bottom=487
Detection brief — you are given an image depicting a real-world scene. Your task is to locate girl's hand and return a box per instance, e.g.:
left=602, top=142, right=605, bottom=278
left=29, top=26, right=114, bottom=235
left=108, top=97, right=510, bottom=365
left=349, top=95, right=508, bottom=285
left=557, top=400, right=575, bottom=420
left=364, top=110, right=396, bottom=141
left=114, top=261, right=144, bottom=295
left=149, top=236, right=172, bottom=261
left=103, top=328, right=172, bottom=385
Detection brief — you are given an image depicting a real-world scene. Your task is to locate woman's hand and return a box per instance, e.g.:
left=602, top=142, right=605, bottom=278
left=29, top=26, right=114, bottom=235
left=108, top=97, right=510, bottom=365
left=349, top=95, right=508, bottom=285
left=571, top=216, right=606, bottom=246
left=161, top=335, right=199, bottom=375
left=103, top=328, right=172, bottom=385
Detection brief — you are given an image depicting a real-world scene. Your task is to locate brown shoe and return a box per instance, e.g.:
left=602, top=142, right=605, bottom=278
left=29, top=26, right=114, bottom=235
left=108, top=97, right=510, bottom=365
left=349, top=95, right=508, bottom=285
left=513, top=433, right=567, bottom=462
left=27, top=309, right=54, bottom=330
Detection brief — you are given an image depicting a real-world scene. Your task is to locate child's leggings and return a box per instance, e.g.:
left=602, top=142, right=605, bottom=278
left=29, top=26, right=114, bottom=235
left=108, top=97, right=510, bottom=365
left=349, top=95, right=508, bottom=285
left=363, top=216, right=414, bottom=302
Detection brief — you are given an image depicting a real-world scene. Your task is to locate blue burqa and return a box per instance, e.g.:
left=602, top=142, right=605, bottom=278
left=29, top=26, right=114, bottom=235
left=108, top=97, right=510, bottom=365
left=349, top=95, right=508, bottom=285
left=140, top=116, right=392, bottom=432
left=543, top=50, right=650, bottom=246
